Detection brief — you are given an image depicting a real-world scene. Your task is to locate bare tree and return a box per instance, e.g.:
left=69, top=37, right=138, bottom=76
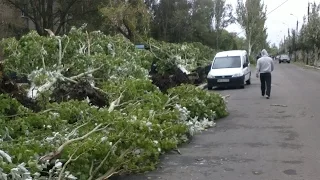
left=3, top=0, right=99, bottom=35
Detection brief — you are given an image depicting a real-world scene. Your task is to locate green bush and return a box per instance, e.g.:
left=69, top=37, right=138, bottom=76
left=249, top=55, right=257, bottom=65
left=168, top=84, right=228, bottom=120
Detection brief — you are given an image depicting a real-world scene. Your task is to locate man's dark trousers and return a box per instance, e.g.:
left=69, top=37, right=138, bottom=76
left=260, top=72, right=271, bottom=96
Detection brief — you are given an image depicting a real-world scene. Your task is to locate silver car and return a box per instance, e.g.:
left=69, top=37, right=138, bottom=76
left=279, top=54, right=290, bottom=63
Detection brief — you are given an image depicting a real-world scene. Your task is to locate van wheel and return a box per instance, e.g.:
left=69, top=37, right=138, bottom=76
left=207, top=84, right=213, bottom=90
left=246, top=73, right=251, bottom=85
left=246, top=77, right=251, bottom=85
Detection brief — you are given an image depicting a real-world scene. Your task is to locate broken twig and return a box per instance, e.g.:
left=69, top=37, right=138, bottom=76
left=270, top=104, right=287, bottom=107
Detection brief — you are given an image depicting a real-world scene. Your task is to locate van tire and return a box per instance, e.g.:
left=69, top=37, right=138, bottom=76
left=246, top=78, right=251, bottom=85
left=246, top=74, right=251, bottom=85
left=207, top=84, right=213, bottom=90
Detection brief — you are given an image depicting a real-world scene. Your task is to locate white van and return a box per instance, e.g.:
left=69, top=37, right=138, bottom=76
left=207, top=50, right=251, bottom=89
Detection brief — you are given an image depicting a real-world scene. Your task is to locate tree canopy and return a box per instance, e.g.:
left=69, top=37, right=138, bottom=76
left=236, top=0, right=267, bottom=56
left=0, top=0, right=272, bottom=53
left=279, top=2, right=320, bottom=65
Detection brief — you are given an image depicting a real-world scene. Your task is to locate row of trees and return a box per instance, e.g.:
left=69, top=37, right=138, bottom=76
left=279, top=2, right=320, bottom=66
left=1, top=0, right=272, bottom=57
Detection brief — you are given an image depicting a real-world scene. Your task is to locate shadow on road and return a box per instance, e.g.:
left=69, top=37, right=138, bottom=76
left=202, top=84, right=241, bottom=91
left=213, top=87, right=240, bottom=91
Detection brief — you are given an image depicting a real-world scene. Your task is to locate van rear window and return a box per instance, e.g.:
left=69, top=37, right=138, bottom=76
left=212, top=56, right=241, bottom=69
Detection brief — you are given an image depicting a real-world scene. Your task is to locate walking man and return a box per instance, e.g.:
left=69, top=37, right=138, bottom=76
left=256, top=49, right=274, bottom=99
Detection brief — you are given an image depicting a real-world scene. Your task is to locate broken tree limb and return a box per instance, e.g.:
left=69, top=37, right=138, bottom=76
left=87, top=138, right=122, bottom=180
left=66, top=122, right=88, bottom=140
left=39, top=123, right=109, bottom=162
left=57, top=146, right=84, bottom=180
left=95, top=149, right=130, bottom=180
left=27, top=30, right=104, bottom=99
left=270, top=104, right=287, bottom=107
left=222, top=94, right=230, bottom=100
left=27, top=64, right=105, bottom=99
left=108, top=92, right=124, bottom=112
left=70, top=65, right=104, bottom=80
left=27, top=72, right=60, bottom=99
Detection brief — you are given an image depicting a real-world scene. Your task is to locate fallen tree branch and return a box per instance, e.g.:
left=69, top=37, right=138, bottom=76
left=66, top=122, right=88, bottom=140
left=95, top=149, right=131, bottom=180
left=270, top=104, right=287, bottom=107
left=62, top=76, right=109, bottom=96
left=61, top=36, right=70, bottom=61
left=88, top=138, right=122, bottom=180
left=39, top=123, right=109, bottom=162
left=0, top=108, right=56, bottom=118
left=108, top=91, right=124, bottom=112
left=222, top=95, right=230, bottom=100
left=28, top=74, right=59, bottom=98
left=28, top=64, right=106, bottom=99
left=70, top=65, right=104, bottom=80
left=164, top=95, right=178, bottom=108
left=117, top=99, right=143, bottom=108
left=57, top=146, right=84, bottom=180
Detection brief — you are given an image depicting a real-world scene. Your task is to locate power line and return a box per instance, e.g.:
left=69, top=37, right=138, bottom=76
left=267, top=0, right=290, bottom=16
left=235, top=0, right=291, bottom=36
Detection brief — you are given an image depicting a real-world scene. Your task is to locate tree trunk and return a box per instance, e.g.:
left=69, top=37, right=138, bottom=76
left=248, top=40, right=253, bottom=56
left=216, top=29, right=220, bottom=49
left=306, top=50, right=309, bottom=65
left=46, top=0, right=54, bottom=30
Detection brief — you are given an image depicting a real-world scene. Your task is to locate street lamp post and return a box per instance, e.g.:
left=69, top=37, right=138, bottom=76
left=290, top=14, right=299, bottom=32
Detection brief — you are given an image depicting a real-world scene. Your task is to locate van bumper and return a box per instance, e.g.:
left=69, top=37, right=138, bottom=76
left=207, top=76, right=244, bottom=87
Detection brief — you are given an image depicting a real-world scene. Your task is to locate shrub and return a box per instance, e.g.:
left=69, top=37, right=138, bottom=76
left=168, top=84, right=228, bottom=120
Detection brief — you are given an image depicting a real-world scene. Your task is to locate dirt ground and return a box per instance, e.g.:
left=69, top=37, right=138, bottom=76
left=117, top=62, right=320, bottom=180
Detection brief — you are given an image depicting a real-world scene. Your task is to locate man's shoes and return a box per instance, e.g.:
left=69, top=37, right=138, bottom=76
left=266, top=95, right=270, bottom=99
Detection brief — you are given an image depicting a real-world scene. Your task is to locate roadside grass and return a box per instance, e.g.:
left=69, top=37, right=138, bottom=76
left=293, top=61, right=308, bottom=67
left=293, top=61, right=320, bottom=71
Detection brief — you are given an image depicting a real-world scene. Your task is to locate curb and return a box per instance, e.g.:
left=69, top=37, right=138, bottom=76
left=305, top=64, right=320, bottom=70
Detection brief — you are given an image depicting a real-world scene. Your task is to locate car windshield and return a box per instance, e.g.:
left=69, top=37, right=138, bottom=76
left=281, top=55, right=289, bottom=59
left=212, top=56, right=241, bottom=69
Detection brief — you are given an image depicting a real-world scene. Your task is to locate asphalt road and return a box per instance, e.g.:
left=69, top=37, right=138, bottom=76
left=118, top=62, right=320, bottom=180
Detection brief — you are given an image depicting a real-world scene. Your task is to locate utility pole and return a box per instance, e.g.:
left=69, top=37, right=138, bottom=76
left=290, top=13, right=299, bottom=61
left=308, top=2, right=310, bottom=22
left=284, top=35, right=286, bottom=53
left=295, top=20, right=298, bottom=61
left=288, top=28, right=290, bottom=55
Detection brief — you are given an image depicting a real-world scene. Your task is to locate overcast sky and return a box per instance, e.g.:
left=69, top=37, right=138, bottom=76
left=225, top=0, right=319, bottom=46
